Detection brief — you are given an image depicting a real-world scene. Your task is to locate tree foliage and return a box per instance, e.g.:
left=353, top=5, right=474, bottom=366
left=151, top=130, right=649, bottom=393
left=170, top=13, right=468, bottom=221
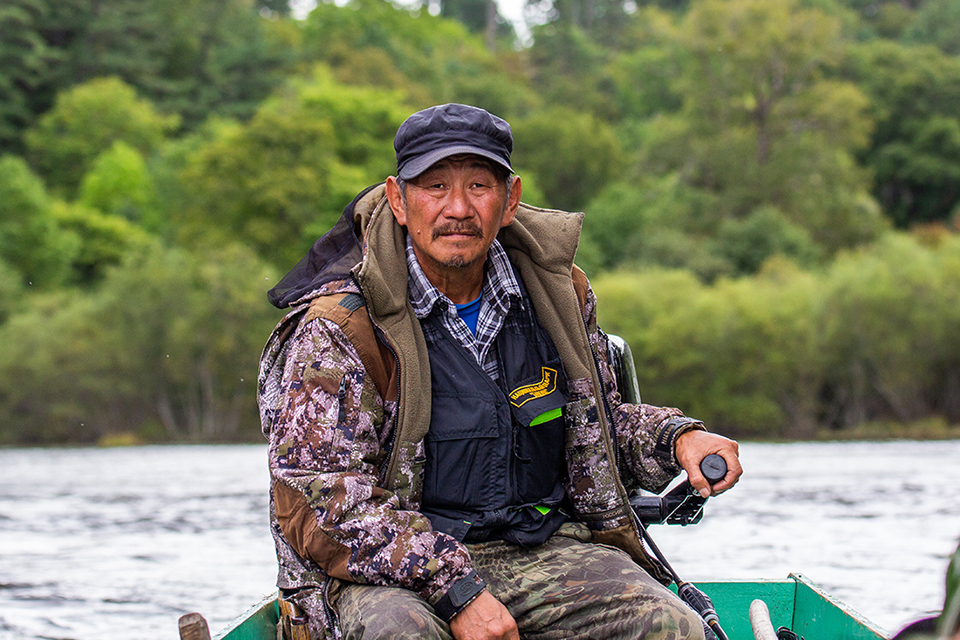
left=513, top=107, right=623, bottom=211
left=844, top=40, right=960, bottom=227
left=0, top=242, right=279, bottom=444
left=0, top=155, right=75, bottom=288
left=1, top=0, right=960, bottom=443
left=904, top=0, right=960, bottom=56
left=0, top=0, right=55, bottom=151
left=581, top=0, right=889, bottom=280
left=24, top=77, right=178, bottom=196
left=668, top=0, right=883, bottom=249
left=594, top=234, right=960, bottom=437
left=31, top=0, right=291, bottom=130
left=300, top=0, right=535, bottom=118
left=175, top=67, right=406, bottom=267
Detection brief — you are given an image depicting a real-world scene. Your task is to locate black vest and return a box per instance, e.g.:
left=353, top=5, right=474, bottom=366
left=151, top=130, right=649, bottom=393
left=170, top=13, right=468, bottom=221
left=419, top=284, right=568, bottom=547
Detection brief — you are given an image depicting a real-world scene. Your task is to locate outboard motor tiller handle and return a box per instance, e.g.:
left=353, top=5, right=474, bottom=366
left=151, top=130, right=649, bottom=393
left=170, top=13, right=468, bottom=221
left=631, top=454, right=728, bottom=526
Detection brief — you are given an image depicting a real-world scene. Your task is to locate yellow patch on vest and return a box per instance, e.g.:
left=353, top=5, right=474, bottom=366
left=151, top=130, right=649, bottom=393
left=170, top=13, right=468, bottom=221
left=509, top=367, right=558, bottom=407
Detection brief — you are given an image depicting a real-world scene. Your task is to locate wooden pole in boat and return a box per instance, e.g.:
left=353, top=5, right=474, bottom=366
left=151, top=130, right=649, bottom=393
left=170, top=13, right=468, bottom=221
left=179, top=613, right=212, bottom=640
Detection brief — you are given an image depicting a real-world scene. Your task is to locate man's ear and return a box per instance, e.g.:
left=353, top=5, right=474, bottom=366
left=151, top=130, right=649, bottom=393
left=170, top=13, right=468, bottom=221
left=385, top=176, right=407, bottom=226
left=500, top=175, right=522, bottom=228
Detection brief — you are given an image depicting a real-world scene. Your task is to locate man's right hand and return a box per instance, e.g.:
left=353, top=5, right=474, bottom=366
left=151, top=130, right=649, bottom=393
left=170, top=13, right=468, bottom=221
left=448, top=590, right=519, bottom=640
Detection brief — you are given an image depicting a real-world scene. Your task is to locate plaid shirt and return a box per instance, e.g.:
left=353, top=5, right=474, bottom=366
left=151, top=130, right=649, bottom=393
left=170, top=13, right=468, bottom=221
left=406, top=237, right=522, bottom=381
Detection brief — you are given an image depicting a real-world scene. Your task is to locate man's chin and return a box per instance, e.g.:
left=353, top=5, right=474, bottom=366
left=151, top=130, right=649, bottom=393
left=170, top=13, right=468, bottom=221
left=440, top=256, right=469, bottom=269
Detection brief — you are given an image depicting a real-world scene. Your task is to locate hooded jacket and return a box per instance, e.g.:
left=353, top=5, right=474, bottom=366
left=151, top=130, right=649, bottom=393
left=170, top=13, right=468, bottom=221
left=258, top=184, right=694, bottom=637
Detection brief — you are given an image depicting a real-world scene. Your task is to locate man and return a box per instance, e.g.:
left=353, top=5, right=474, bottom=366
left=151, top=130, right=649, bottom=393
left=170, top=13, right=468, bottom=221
left=258, top=103, right=743, bottom=640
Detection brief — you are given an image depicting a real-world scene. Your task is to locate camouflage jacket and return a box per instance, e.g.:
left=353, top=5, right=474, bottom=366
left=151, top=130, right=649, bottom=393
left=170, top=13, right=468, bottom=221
left=257, top=184, right=693, bottom=636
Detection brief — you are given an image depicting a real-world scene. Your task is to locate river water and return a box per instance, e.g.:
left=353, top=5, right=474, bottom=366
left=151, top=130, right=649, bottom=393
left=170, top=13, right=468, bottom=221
left=0, top=441, right=958, bottom=639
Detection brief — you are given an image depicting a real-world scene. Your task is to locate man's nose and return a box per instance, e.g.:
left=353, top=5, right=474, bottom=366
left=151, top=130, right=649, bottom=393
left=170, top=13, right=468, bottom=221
left=444, top=186, right=472, bottom=218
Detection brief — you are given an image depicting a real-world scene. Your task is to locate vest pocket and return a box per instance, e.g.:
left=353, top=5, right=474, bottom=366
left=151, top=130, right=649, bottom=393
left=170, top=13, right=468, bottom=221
left=422, top=392, right=501, bottom=510
left=511, top=389, right=566, bottom=505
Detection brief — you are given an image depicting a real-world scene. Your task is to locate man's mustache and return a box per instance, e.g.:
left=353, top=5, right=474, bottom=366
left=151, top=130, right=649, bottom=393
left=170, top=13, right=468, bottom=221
left=432, top=223, right=483, bottom=240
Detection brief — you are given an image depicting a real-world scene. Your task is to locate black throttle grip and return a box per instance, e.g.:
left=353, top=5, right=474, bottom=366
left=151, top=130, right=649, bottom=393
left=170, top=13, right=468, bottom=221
left=700, top=454, right=727, bottom=485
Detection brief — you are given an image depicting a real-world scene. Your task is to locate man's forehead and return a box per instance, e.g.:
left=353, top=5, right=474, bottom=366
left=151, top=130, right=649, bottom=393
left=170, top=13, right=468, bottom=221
left=420, top=154, right=500, bottom=174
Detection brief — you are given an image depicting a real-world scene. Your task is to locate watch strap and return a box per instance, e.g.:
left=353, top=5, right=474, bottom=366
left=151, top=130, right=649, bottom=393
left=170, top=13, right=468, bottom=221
left=433, top=570, right=486, bottom=622
left=653, top=416, right=705, bottom=463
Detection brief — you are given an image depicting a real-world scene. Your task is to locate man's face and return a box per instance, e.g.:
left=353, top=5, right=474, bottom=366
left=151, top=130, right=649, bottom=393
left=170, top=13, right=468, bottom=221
left=387, top=155, right=521, bottom=285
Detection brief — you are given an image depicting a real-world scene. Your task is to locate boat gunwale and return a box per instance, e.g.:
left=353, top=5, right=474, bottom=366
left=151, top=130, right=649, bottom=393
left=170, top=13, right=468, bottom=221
left=212, top=574, right=887, bottom=640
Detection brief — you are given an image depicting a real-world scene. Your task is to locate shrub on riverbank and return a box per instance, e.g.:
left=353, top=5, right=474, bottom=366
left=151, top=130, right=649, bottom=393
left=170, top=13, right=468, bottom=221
left=593, top=232, right=960, bottom=440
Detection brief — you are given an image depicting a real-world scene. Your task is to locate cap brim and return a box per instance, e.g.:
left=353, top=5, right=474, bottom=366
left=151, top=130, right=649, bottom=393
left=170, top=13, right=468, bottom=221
left=398, top=145, right=513, bottom=180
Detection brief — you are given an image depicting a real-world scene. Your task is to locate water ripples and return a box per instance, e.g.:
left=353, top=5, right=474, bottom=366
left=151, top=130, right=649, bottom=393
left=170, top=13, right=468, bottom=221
left=1, top=441, right=958, bottom=638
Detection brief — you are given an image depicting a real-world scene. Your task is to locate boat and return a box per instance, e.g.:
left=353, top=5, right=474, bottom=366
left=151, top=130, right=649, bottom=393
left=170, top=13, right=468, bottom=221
left=181, top=572, right=886, bottom=640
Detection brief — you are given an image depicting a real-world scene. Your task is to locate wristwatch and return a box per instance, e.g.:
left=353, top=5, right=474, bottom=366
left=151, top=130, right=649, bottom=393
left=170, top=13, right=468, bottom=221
left=653, top=416, right=705, bottom=464
left=433, top=570, right=486, bottom=621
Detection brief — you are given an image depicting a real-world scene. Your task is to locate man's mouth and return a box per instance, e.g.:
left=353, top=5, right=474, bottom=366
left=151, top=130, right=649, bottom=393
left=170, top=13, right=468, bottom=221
left=433, top=224, right=483, bottom=240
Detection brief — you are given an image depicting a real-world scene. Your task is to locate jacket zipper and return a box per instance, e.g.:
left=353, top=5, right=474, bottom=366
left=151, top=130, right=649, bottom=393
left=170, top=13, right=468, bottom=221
left=322, top=578, right=341, bottom=640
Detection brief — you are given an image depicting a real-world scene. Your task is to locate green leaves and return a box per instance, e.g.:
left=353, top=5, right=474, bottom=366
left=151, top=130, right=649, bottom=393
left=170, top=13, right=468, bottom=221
left=845, top=40, right=960, bottom=227
left=0, top=156, right=74, bottom=288
left=1, top=0, right=960, bottom=443
left=24, top=77, right=178, bottom=197
left=175, top=67, right=405, bottom=267
left=0, top=0, right=54, bottom=150
left=594, top=233, right=960, bottom=437
left=513, top=107, right=623, bottom=211
left=0, top=241, right=280, bottom=444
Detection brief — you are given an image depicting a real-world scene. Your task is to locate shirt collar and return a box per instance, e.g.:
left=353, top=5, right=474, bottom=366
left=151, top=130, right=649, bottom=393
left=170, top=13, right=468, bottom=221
left=406, top=236, right=521, bottom=320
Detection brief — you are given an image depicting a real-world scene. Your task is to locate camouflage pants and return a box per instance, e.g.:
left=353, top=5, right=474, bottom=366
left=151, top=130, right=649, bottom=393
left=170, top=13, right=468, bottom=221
left=329, top=524, right=706, bottom=640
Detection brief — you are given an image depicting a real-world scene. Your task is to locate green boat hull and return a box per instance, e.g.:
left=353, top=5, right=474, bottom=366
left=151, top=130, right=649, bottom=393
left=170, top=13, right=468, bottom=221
left=212, top=573, right=886, bottom=640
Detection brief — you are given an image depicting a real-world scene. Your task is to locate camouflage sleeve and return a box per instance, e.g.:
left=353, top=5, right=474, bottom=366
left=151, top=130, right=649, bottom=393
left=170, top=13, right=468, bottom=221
left=268, top=316, right=473, bottom=603
left=580, top=280, right=688, bottom=494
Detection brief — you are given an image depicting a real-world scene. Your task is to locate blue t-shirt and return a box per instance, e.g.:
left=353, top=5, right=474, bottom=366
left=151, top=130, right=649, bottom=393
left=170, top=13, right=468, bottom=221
left=455, top=294, right=482, bottom=336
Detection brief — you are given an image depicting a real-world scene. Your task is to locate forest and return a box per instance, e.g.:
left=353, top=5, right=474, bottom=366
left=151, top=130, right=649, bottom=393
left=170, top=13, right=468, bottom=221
left=1, top=0, right=960, bottom=444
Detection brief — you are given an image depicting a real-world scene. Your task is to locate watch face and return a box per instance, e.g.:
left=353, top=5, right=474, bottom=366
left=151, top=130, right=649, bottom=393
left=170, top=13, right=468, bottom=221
left=451, top=573, right=484, bottom=606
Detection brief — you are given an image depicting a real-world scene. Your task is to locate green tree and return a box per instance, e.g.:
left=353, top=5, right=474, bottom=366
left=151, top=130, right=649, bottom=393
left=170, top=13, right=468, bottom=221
left=77, top=140, right=159, bottom=226
left=0, top=155, right=75, bottom=287
left=33, top=0, right=291, bottom=130
left=52, top=200, right=151, bottom=286
left=24, top=77, right=178, bottom=196
left=711, top=206, right=822, bottom=275
left=581, top=173, right=730, bottom=279
left=904, top=0, right=960, bottom=56
left=0, top=241, right=280, bottom=444
left=607, top=8, right=684, bottom=121
left=513, top=106, right=623, bottom=211
left=153, top=0, right=293, bottom=128
left=844, top=40, right=960, bottom=227
left=639, top=0, right=885, bottom=254
left=527, top=0, right=634, bottom=47
left=525, top=22, right=618, bottom=118
left=260, top=0, right=291, bottom=17
left=819, top=233, right=960, bottom=427
left=0, top=259, right=24, bottom=324
left=439, top=0, right=515, bottom=50
left=300, top=0, right=536, bottom=118
left=175, top=66, right=406, bottom=267
left=0, top=0, right=55, bottom=151
left=592, top=262, right=826, bottom=438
